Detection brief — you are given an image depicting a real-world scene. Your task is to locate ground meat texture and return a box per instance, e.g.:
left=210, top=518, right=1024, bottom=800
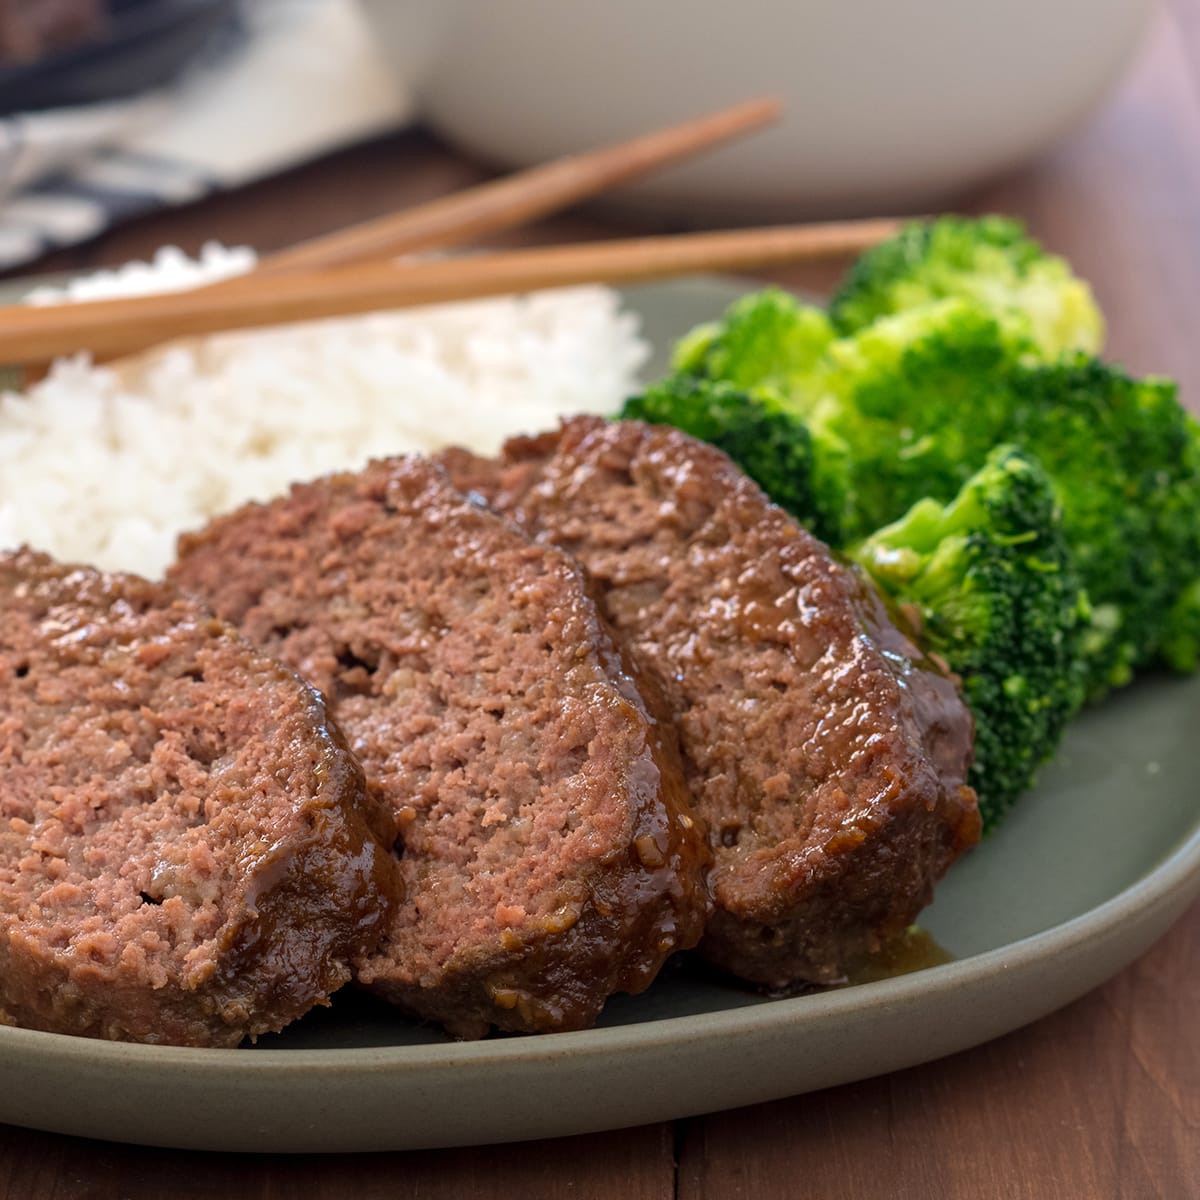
left=170, top=458, right=709, bottom=1038
left=0, top=549, right=400, bottom=1047
left=440, top=418, right=981, bottom=988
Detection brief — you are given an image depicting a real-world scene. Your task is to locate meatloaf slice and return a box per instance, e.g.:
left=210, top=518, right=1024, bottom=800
left=440, top=417, right=981, bottom=989
left=0, top=549, right=400, bottom=1047
left=169, top=457, right=709, bottom=1038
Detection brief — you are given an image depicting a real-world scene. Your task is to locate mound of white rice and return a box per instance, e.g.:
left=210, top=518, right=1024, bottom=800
left=0, top=246, right=648, bottom=578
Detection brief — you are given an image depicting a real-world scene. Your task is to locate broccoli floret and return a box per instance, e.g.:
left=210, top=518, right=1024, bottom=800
left=663, top=291, right=1199, bottom=697
left=828, top=215, right=1104, bottom=360
left=1160, top=579, right=1200, bottom=673
left=770, top=300, right=1199, bottom=697
left=668, top=297, right=1041, bottom=544
left=792, top=301, right=1024, bottom=543
left=1001, top=361, right=1200, bottom=694
left=671, top=288, right=835, bottom=392
left=639, top=226, right=1197, bottom=827
left=1158, top=420, right=1200, bottom=674
left=620, top=376, right=821, bottom=529
left=661, top=291, right=871, bottom=543
left=850, top=447, right=1087, bottom=829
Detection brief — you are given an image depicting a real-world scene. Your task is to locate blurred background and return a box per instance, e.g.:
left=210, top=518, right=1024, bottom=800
left=0, top=0, right=410, bottom=269
left=0, top=0, right=1195, bottom=389
left=0, top=0, right=1162, bottom=264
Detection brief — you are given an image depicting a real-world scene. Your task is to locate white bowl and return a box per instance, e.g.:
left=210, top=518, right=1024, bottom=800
left=358, top=0, right=1153, bottom=220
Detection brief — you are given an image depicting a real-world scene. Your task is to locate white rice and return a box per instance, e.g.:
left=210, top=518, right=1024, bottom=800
left=0, top=247, right=648, bottom=578
left=24, top=243, right=259, bottom=304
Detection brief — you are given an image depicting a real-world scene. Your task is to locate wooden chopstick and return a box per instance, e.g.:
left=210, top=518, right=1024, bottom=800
left=249, top=98, right=783, bottom=276
left=0, top=219, right=900, bottom=366
left=36, top=97, right=782, bottom=386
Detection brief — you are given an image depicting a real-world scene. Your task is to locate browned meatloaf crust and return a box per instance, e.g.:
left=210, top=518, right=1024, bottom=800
left=170, top=457, right=710, bottom=1038
left=0, top=549, right=400, bottom=1047
left=440, top=417, right=981, bottom=988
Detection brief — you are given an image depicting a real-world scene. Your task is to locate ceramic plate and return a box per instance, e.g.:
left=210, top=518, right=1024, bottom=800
left=1, top=278, right=1197, bottom=1153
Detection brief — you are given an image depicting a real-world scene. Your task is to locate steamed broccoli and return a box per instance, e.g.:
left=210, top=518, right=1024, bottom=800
left=626, top=215, right=1198, bottom=827
left=1161, top=579, right=1200, bottom=673
left=648, top=294, right=846, bottom=540
left=661, top=294, right=1044, bottom=546
left=1013, top=363, right=1200, bottom=693
left=828, top=215, right=1104, bottom=360
left=621, top=377, right=1088, bottom=824
left=788, top=303, right=1199, bottom=695
left=667, top=290, right=1198, bottom=697
left=620, top=376, right=820, bottom=527
left=1158, top=421, right=1200, bottom=673
left=850, top=447, right=1087, bottom=829
left=791, top=301, right=1024, bottom=544
left=672, top=288, right=835, bottom=393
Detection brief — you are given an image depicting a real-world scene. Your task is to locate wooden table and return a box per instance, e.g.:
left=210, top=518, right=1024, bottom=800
left=5, top=6, right=1199, bottom=1197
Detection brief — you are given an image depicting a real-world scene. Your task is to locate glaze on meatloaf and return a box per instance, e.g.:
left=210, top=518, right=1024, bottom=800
left=0, top=549, right=400, bottom=1047
left=440, top=417, right=981, bottom=988
left=170, top=457, right=709, bottom=1038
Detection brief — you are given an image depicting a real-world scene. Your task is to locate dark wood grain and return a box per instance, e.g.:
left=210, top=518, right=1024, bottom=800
left=678, top=898, right=1200, bottom=1200
left=1, top=6, right=1198, bottom=1199
left=0, top=1124, right=674, bottom=1200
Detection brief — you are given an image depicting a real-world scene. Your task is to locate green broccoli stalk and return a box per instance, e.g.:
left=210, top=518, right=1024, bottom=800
left=828, top=214, right=1104, bottom=360
left=620, top=375, right=822, bottom=533
left=850, top=447, right=1088, bottom=829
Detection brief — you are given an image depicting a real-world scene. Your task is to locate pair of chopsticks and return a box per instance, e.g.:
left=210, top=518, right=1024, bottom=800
left=0, top=99, right=900, bottom=368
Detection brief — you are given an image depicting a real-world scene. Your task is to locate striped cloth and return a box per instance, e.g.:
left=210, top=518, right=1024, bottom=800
left=0, top=0, right=413, bottom=269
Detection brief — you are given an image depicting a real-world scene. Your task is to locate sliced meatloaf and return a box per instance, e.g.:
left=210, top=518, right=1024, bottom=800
left=170, top=457, right=709, bottom=1038
left=0, top=549, right=400, bottom=1047
left=440, top=417, right=981, bottom=988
